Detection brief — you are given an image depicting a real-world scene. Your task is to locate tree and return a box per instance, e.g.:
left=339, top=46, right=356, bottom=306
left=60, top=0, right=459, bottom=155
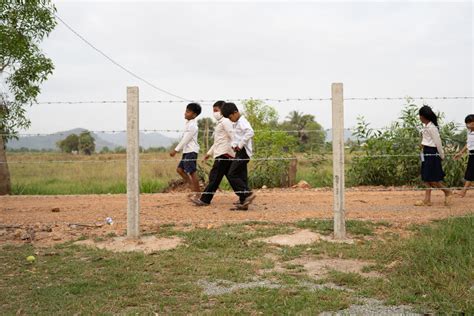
left=281, top=110, right=325, bottom=152
left=197, top=117, right=215, bottom=153
left=0, top=0, right=57, bottom=194
left=78, top=131, right=95, bottom=155
left=57, top=134, right=79, bottom=153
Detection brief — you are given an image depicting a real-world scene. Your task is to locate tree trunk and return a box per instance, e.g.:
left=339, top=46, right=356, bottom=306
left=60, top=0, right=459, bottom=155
left=0, top=135, right=11, bottom=195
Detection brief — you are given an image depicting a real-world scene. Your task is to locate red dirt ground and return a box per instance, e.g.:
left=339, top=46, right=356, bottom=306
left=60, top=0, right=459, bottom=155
left=1, top=188, right=472, bottom=246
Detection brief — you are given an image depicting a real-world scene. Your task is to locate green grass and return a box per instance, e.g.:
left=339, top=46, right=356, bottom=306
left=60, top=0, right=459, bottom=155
left=0, top=217, right=472, bottom=314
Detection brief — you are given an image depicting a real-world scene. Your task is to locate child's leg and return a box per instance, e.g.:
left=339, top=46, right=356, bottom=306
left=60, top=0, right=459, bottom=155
left=177, top=167, right=191, bottom=185
left=424, top=183, right=432, bottom=203
left=189, top=171, right=200, bottom=193
left=459, top=181, right=471, bottom=197
left=200, top=158, right=231, bottom=204
left=227, top=157, right=250, bottom=204
left=432, top=181, right=452, bottom=197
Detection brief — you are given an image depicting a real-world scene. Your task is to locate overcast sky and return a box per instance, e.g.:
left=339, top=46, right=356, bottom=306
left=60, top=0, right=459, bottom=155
left=12, top=0, right=474, bottom=135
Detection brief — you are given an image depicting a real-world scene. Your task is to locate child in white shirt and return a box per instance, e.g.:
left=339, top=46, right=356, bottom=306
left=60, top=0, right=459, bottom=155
left=170, top=103, right=201, bottom=197
left=454, top=114, right=474, bottom=197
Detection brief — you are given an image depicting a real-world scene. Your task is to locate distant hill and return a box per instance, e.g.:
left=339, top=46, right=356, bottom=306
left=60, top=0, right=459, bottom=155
left=6, top=128, right=177, bottom=151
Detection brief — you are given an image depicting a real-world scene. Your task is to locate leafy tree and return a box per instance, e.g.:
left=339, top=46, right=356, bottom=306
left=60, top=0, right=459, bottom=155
left=0, top=0, right=56, bottom=194
left=57, top=134, right=79, bottom=153
left=100, top=146, right=110, bottom=154
left=241, top=100, right=296, bottom=188
left=280, top=110, right=325, bottom=152
left=78, top=131, right=95, bottom=155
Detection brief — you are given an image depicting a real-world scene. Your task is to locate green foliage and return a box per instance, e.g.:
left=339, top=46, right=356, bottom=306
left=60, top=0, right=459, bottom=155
left=57, top=132, right=96, bottom=155
left=280, top=111, right=326, bottom=152
left=349, top=99, right=466, bottom=187
left=241, top=100, right=296, bottom=188
left=197, top=117, right=215, bottom=153
left=78, top=131, right=95, bottom=155
left=0, top=0, right=57, bottom=137
left=57, top=134, right=79, bottom=153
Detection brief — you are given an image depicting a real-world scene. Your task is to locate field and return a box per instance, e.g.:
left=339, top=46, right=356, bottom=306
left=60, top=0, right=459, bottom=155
left=2, top=152, right=473, bottom=314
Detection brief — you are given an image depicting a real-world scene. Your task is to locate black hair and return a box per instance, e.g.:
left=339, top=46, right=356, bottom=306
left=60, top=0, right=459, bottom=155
left=419, top=105, right=438, bottom=127
left=221, top=102, right=239, bottom=118
left=186, top=103, right=201, bottom=116
left=465, top=114, right=474, bottom=124
left=213, top=100, right=226, bottom=109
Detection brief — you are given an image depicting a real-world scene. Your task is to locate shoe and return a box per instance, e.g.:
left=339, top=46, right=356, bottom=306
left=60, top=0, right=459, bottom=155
left=191, top=197, right=209, bottom=207
left=242, top=193, right=256, bottom=207
left=230, top=205, right=248, bottom=211
left=414, top=200, right=432, bottom=207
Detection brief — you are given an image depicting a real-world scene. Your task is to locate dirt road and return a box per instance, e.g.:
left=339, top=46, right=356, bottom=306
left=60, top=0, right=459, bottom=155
left=1, top=188, right=472, bottom=245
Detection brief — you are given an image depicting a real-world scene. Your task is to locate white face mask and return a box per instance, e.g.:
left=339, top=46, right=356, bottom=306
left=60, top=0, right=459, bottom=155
left=213, top=112, right=223, bottom=120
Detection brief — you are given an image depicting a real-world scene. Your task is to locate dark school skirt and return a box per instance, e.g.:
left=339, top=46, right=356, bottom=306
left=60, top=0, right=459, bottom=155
left=421, top=146, right=445, bottom=182
left=465, top=150, right=474, bottom=181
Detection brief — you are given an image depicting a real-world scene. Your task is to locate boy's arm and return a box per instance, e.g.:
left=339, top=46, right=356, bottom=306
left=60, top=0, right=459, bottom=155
left=222, top=119, right=235, bottom=142
left=206, top=144, right=215, bottom=159
left=237, top=119, right=254, bottom=150
left=175, top=125, right=198, bottom=153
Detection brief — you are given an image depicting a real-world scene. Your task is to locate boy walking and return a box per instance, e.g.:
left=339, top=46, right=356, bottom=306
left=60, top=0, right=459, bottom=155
left=192, top=101, right=235, bottom=206
left=170, top=103, right=201, bottom=197
left=454, top=114, right=474, bottom=197
left=221, top=102, right=256, bottom=210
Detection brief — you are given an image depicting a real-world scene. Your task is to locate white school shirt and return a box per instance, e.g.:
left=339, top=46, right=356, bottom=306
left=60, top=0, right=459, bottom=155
left=232, top=116, right=254, bottom=157
left=175, top=119, right=199, bottom=154
left=421, top=122, right=444, bottom=159
left=467, top=130, right=474, bottom=151
left=207, top=117, right=235, bottom=158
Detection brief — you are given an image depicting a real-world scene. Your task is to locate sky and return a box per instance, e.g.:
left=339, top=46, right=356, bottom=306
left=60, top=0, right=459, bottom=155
left=8, top=0, right=474, bottom=135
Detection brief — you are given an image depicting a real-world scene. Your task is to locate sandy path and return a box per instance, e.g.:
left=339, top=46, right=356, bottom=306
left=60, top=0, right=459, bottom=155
left=1, top=189, right=472, bottom=245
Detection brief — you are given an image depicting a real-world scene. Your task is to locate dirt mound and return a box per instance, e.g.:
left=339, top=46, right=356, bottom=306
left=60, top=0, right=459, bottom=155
left=75, top=235, right=183, bottom=253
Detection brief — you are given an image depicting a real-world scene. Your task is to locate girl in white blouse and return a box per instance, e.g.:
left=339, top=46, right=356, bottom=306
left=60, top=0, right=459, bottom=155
left=415, top=106, right=452, bottom=206
left=454, top=114, right=474, bottom=197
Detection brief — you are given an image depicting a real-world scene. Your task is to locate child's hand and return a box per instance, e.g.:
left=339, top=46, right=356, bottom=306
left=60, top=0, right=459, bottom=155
left=169, top=150, right=177, bottom=157
left=233, top=146, right=241, bottom=152
left=203, top=154, right=210, bottom=161
left=454, top=153, right=462, bottom=160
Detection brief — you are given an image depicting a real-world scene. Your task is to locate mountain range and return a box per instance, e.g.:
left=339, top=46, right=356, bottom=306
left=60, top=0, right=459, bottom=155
left=6, top=128, right=177, bottom=151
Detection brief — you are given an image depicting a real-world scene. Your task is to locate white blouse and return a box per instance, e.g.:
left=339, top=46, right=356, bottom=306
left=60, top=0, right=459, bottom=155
left=467, top=130, right=474, bottom=151
left=421, top=122, right=445, bottom=159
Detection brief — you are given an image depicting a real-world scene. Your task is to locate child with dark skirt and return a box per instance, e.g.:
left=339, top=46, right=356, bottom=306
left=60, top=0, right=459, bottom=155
left=415, top=106, right=452, bottom=206
left=454, top=114, right=474, bottom=197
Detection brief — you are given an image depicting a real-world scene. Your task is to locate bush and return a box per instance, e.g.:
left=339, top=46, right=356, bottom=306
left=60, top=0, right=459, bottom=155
left=349, top=99, right=465, bottom=187
left=240, top=100, right=297, bottom=188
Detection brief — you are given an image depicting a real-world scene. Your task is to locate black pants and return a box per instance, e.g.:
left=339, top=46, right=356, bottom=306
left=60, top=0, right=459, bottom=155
left=200, top=155, right=232, bottom=204
left=227, top=148, right=252, bottom=203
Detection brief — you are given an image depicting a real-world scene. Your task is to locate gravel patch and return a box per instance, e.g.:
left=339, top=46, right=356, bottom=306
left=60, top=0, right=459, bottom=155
left=320, top=298, right=421, bottom=316
left=197, top=279, right=354, bottom=296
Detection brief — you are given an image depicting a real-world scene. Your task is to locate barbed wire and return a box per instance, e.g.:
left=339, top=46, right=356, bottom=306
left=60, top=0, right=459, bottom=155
left=32, top=95, right=474, bottom=105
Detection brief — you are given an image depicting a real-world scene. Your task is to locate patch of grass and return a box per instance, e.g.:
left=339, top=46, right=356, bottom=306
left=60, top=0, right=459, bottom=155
left=0, top=217, right=472, bottom=314
left=296, top=219, right=377, bottom=236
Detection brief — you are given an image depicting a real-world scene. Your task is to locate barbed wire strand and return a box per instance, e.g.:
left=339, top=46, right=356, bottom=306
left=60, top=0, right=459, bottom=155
left=33, top=95, right=474, bottom=105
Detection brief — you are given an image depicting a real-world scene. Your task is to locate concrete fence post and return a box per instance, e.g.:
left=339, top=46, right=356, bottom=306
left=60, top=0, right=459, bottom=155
left=127, top=86, right=140, bottom=238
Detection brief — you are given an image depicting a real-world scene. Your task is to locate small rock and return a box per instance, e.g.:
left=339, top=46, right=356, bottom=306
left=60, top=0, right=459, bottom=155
left=14, top=229, right=23, bottom=238
left=52, top=236, right=62, bottom=241
left=261, top=185, right=268, bottom=189
left=292, top=180, right=311, bottom=189
left=41, top=225, right=53, bottom=232
left=51, top=208, right=60, bottom=213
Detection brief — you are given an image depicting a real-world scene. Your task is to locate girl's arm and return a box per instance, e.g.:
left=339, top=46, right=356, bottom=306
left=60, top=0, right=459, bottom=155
left=454, top=145, right=468, bottom=160
left=429, top=127, right=445, bottom=159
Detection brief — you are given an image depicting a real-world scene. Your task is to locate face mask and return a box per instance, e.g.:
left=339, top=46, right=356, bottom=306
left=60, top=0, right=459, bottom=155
left=213, top=112, right=223, bottom=120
